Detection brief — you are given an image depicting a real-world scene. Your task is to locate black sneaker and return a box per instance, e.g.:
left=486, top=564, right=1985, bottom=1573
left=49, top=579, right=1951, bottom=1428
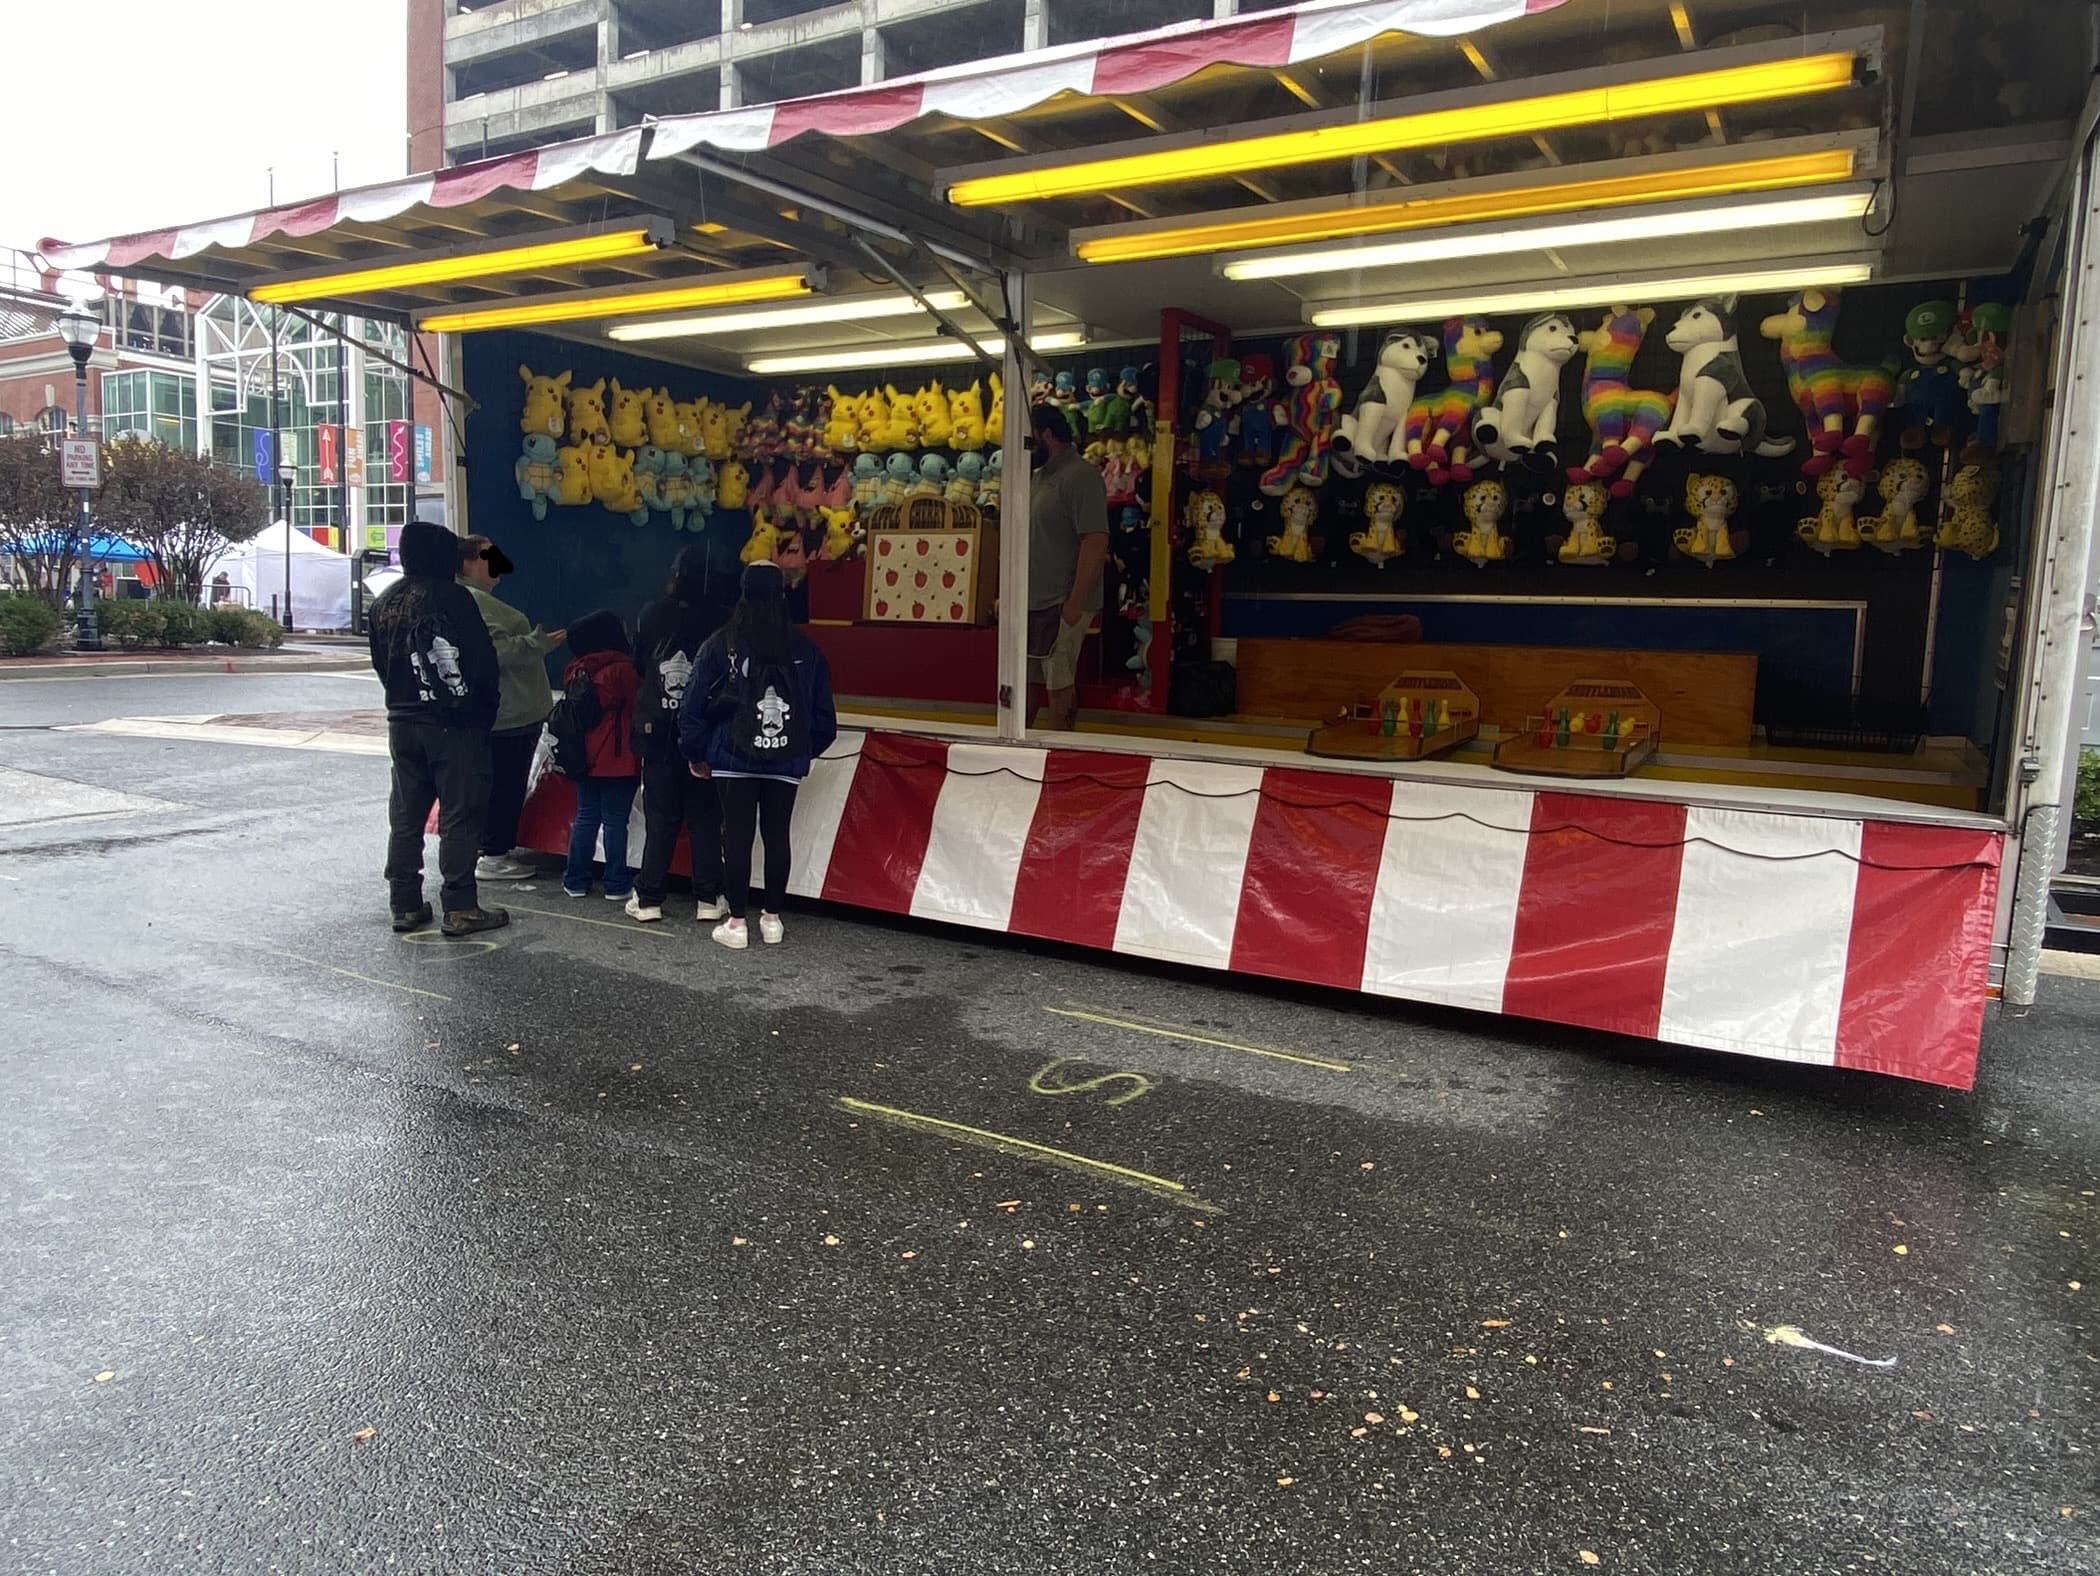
left=391, top=905, right=434, bottom=933
left=441, top=906, right=511, bottom=937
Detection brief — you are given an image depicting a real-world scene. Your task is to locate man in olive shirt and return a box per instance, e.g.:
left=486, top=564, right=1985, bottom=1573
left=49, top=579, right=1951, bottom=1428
left=1026, top=403, right=1109, bottom=731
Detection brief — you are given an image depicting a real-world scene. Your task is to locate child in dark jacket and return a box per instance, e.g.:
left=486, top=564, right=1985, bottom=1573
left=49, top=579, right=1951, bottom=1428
left=560, top=609, right=642, bottom=900
left=677, top=562, right=838, bottom=949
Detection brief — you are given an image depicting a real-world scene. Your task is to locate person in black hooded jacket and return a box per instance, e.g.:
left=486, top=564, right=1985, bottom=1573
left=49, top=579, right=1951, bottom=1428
left=367, top=520, right=507, bottom=936
left=624, top=547, right=733, bottom=924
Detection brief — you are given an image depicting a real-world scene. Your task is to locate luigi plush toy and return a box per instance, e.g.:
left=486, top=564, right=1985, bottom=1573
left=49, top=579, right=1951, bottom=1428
left=1895, top=299, right=1969, bottom=452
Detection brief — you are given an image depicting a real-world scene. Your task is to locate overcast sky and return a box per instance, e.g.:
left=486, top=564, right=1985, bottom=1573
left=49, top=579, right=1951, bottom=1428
left=5, top=0, right=409, bottom=251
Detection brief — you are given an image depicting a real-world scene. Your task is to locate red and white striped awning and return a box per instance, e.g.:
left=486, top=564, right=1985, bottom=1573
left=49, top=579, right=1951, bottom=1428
left=38, top=0, right=1559, bottom=277
left=40, top=128, right=648, bottom=274
left=649, top=0, right=1564, bottom=158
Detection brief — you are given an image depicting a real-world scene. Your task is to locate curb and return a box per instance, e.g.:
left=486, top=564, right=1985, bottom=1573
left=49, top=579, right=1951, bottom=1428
left=0, top=654, right=367, bottom=681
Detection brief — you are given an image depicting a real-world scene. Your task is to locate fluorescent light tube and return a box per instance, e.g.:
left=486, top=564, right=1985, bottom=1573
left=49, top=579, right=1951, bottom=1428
left=745, top=330, right=1085, bottom=376
left=608, top=290, right=968, bottom=342
left=1308, top=260, right=1877, bottom=327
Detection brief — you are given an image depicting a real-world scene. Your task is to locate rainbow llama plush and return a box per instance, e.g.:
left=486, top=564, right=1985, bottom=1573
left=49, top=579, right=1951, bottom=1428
left=1258, top=332, right=1345, bottom=495
left=1760, top=287, right=1897, bottom=478
left=1568, top=306, right=1676, bottom=498
left=1403, top=317, right=1502, bottom=486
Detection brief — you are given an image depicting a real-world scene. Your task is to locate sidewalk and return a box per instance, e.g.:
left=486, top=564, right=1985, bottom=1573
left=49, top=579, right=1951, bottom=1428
left=0, top=642, right=365, bottom=680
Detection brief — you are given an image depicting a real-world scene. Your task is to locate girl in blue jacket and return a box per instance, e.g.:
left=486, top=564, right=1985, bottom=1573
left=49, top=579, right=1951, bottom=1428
left=678, top=562, right=838, bottom=949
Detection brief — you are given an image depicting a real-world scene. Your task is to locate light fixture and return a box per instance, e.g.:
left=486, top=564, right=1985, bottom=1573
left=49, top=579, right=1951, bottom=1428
left=250, top=220, right=675, bottom=306
left=1071, top=143, right=1863, bottom=265
left=941, top=42, right=1866, bottom=206
left=415, top=265, right=822, bottom=334
left=609, top=289, right=970, bottom=343
left=1220, top=187, right=1876, bottom=282
left=54, top=302, right=99, bottom=358
left=745, top=330, right=1086, bottom=377
left=1307, top=258, right=1877, bottom=328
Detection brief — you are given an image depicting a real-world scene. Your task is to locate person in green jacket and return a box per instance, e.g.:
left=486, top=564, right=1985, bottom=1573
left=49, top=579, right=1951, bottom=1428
left=458, top=534, right=564, bottom=881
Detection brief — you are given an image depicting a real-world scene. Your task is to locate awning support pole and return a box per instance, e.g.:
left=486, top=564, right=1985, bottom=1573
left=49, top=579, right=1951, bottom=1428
left=996, top=269, right=1032, bottom=743
left=850, top=237, right=1004, bottom=368
left=672, top=149, right=999, bottom=277
left=2005, top=111, right=2100, bottom=1005
left=280, top=305, right=478, bottom=412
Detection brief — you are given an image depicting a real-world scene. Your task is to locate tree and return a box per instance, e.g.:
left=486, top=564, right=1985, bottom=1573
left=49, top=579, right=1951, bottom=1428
left=100, top=439, right=270, bottom=605
left=0, top=431, right=82, bottom=609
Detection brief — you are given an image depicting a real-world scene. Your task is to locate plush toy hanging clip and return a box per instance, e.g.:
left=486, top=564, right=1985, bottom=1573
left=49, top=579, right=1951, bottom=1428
left=1185, top=488, right=1235, bottom=569
left=1568, top=306, right=1677, bottom=497
left=1474, top=311, right=1579, bottom=462
left=1858, top=458, right=1932, bottom=553
left=1556, top=481, right=1617, bottom=565
left=1796, top=468, right=1868, bottom=555
left=1403, top=318, right=1502, bottom=486
left=1655, top=298, right=1793, bottom=461
left=1450, top=479, right=1511, bottom=566
left=1759, top=287, right=1897, bottom=477
left=514, top=435, right=562, bottom=520
left=1675, top=474, right=1739, bottom=566
left=1349, top=481, right=1406, bottom=567
left=1265, top=484, right=1319, bottom=562
left=1334, top=329, right=1437, bottom=475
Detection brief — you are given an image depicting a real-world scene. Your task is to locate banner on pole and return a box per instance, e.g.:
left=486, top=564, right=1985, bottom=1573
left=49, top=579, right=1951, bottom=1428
left=413, top=424, right=433, bottom=485
left=344, top=426, right=365, bottom=487
left=251, top=428, right=273, bottom=481
left=317, top=424, right=339, bottom=487
left=386, top=420, right=412, bottom=485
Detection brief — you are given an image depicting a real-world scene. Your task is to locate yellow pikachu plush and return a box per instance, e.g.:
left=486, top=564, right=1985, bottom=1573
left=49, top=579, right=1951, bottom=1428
left=985, top=371, right=1004, bottom=439
left=823, top=387, right=861, bottom=453
left=914, top=382, right=953, bottom=448
left=607, top=379, right=649, bottom=448
left=875, top=386, right=920, bottom=451
left=949, top=381, right=987, bottom=451
left=520, top=366, right=571, bottom=438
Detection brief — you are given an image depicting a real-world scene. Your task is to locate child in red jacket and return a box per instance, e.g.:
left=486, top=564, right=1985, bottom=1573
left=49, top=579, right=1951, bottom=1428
left=560, top=609, right=642, bottom=900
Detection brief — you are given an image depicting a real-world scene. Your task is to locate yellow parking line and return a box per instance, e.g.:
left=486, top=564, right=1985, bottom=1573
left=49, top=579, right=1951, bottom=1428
left=502, top=901, right=674, bottom=937
left=1045, top=1006, right=1350, bottom=1073
left=837, top=1096, right=1225, bottom=1213
left=253, top=947, right=452, bottom=1002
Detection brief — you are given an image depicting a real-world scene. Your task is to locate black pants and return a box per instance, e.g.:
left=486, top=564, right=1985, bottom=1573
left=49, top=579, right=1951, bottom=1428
left=385, top=718, right=491, bottom=915
left=717, top=776, right=797, bottom=919
left=636, top=758, right=723, bottom=906
left=481, top=725, right=539, bottom=856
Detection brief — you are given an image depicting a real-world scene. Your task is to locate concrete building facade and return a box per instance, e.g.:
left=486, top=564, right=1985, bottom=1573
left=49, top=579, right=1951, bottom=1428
left=428, top=0, right=1243, bottom=162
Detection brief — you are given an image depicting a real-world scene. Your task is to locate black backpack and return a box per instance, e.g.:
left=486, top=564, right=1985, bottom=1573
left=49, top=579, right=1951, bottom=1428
left=546, top=668, right=604, bottom=779
left=728, top=649, right=809, bottom=764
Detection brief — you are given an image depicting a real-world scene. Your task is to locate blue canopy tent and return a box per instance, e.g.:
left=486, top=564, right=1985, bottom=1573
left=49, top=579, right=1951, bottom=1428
left=7, top=532, right=147, bottom=563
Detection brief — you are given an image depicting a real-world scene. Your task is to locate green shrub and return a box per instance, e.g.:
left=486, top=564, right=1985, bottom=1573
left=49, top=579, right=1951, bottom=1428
left=208, top=604, right=252, bottom=646
left=96, top=600, right=167, bottom=648
left=0, top=593, right=63, bottom=656
left=2077, top=749, right=2100, bottom=831
left=227, top=609, right=286, bottom=649
left=156, top=600, right=214, bottom=647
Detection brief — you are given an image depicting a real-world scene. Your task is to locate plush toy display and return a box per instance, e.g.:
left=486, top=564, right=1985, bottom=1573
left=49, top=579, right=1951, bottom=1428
left=1194, top=359, right=1239, bottom=463
left=607, top=380, right=649, bottom=448
left=818, top=506, right=859, bottom=561
left=1557, top=481, right=1617, bottom=566
left=1961, top=302, right=2013, bottom=458
left=1858, top=458, right=1931, bottom=553
left=880, top=452, right=916, bottom=507
left=979, top=449, right=1002, bottom=512
left=566, top=378, right=610, bottom=446
left=687, top=455, right=717, bottom=521
left=1265, top=484, right=1319, bottom=563
left=822, top=387, right=862, bottom=454
left=739, top=511, right=784, bottom=565
left=851, top=453, right=883, bottom=510
left=745, top=396, right=783, bottom=463
left=1404, top=317, right=1502, bottom=486
left=1334, top=329, right=1436, bottom=474
left=1260, top=332, right=1345, bottom=495
left=1569, top=307, right=1676, bottom=497
left=586, top=440, right=647, bottom=525
left=949, top=382, right=987, bottom=451
left=1102, top=440, right=1144, bottom=507
left=1894, top=300, right=1969, bottom=452
left=911, top=454, right=949, bottom=500
left=718, top=459, right=750, bottom=511
left=948, top=452, right=984, bottom=507
left=872, top=388, right=920, bottom=451
left=631, top=445, right=671, bottom=527
left=1935, top=464, right=2001, bottom=558
left=1103, top=367, right=1141, bottom=435
left=1676, top=473, right=1738, bottom=566
left=1451, top=479, right=1511, bottom=566
left=1233, top=353, right=1274, bottom=468
left=1081, top=368, right=1113, bottom=434
left=1760, top=287, right=1896, bottom=477
left=1349, top=481, right=1405, bottom=567
left=913, top=383, right=953, bottom=449
left=1051, top=370, right=1080, bottom=414
left=1185, top=488, right=1234, bottom=569
left=520, top=366, right=570, bottom=438
left=515, top=435, right=562, bottom=520
left=672, top=399, right=709, bottom=457
left=1656, top=299, right=1792, bottom=459
left=985, top=373, right=1005, bottom=442
left=642, top=390, right=683, bottom=452
left=1475, top=311, right=1578, bottom=460
left=702, top=401, right=751, bottom=462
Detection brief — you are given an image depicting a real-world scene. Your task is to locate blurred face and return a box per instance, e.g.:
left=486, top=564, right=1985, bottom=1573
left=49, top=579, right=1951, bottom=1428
left=462, top=546, right=499, bottom=586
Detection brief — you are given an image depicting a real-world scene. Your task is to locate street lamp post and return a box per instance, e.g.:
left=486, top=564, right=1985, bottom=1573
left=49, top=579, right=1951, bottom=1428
left=54, top=304, right=100, bottom=650
left=277, top=455, right=298, bottom=631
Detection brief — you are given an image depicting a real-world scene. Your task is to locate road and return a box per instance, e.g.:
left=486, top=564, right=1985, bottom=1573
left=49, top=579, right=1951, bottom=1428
left=1, top=671, right=2094, bottom=1575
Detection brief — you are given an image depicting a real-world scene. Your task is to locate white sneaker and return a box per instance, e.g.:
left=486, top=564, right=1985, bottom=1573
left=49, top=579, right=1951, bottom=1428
left=623, top=894, right=663, bottom=923
left=758, top=913, right=785, bottom=945
left=712, top=917, right=749, bottom=950
left=695, top=897, right=729, bottom=922
left=476, top=855, right=533, bottom=881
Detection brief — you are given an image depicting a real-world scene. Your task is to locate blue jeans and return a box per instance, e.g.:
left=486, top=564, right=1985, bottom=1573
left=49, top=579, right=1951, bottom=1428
left=564, top=776, right=639, bottom=895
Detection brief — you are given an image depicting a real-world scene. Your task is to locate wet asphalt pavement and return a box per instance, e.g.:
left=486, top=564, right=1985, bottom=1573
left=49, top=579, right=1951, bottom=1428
left=1, top=673, right=2095, bottom=1576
